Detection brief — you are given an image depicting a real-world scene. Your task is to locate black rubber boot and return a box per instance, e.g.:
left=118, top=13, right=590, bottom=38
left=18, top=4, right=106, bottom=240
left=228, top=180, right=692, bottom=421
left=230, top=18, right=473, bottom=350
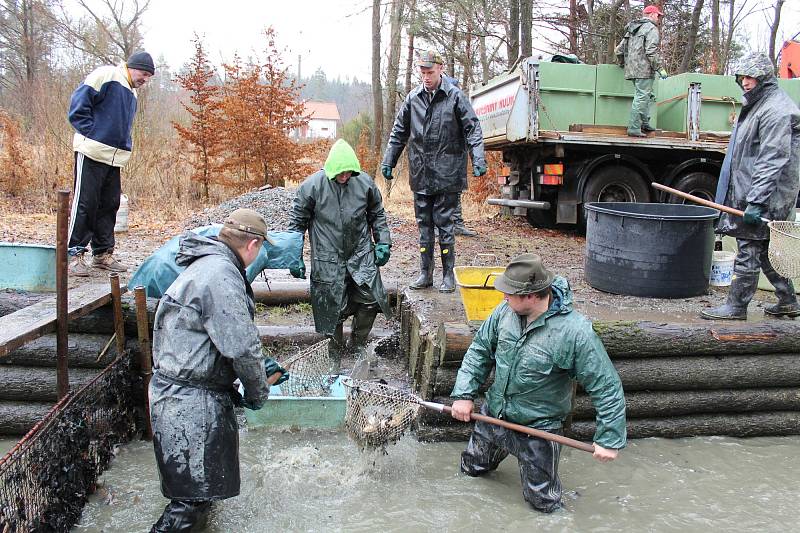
left=350, top=304, right=379, bottom=354
left=151, top=500, right=212, bottom=532
left=410, top=243, right=435, bottom=289
left=701, top=274, right=759, bottom=320
left=641, top=123, right=656, bottom=133
left=763, top=278, right=800, bottom=317
left=440, top=244, right=456, bottom=293
left=327, top=322, right=345, bottom=375
left=454, top=224, right=478, bottom=237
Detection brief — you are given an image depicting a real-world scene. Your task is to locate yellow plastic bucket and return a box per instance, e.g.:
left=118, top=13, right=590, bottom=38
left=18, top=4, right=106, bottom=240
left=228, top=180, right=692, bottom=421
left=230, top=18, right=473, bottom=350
left=454, top=266, right=506, bottom=323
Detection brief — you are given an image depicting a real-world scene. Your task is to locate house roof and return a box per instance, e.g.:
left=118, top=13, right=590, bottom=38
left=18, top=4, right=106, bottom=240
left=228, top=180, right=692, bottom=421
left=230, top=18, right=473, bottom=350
left=303, top=100, right=340, bottom=121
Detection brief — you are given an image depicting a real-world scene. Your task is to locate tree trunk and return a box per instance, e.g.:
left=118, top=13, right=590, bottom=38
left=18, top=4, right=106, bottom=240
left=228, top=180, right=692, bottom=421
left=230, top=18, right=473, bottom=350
left=678, top=0, right=706, bottom=73
left=585, top=0, right=596, bottom=63
left=722, top=0, right=736, bottom=73
left=569, top=0, right=579, bottom=54
left=711, top=0, right=720, bottom=73
left=258, top=325, right=392, bottom=347
left=371, top=0, right=384, bottom=159
left=606, top=0, right=626, bottom=64
left=0, top=366, right=99, bottom=402
left=508, top=0, right=520, bottom=67
left=0, top=401, right=53, bottom=435
left=404, top=0, right=418, bottom=95
left=520, top=0, right=532, bottom=59
left=0, top=334, right=136, bottom=369
left=383, top=0, right=404, bottom=145
left=768, top=0, right=786, bottom=69
left=448, top=13, right=458, bottom=76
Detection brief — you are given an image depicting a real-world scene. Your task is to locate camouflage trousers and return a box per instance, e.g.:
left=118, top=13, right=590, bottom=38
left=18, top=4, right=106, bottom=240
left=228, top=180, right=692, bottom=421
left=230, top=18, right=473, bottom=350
left=628, top=77, right=655, bottom=132
left=460, top=404, right=563, bottom=513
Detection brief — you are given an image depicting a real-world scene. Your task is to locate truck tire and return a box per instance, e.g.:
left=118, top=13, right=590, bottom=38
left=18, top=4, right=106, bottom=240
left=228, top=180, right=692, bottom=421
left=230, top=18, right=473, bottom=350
left=582, top=165, right=651, bottom=204
left=667, top=172, right=717, bottom=203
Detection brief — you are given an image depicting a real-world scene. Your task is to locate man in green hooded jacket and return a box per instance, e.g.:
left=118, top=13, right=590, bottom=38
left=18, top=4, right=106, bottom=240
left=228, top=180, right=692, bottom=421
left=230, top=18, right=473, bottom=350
left=450, top=253, right=626, bottom=512
left=289, top=140, right=392, bottom=371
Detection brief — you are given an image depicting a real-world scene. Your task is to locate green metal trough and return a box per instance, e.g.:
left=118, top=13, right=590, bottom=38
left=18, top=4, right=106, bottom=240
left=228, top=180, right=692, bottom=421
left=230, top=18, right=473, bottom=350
left=245, top=376, right=347, bottom=429
left=0, top=243, right=56, bottom=292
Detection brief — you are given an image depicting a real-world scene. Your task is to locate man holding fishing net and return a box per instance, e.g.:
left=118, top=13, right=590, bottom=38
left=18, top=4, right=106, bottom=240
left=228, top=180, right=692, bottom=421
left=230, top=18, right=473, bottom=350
left=449, top=253, right=626, bottom=513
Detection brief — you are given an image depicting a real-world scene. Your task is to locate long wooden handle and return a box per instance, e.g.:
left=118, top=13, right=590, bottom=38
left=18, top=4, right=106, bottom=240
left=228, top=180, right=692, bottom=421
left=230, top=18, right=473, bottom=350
left=651, top=182, right=770, bottom=222
left=420, top=401, right=595, bottom=453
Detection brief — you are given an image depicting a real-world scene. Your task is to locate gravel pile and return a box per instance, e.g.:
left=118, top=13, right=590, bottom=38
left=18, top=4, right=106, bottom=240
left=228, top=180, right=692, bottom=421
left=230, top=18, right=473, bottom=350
left=184, top=186, right=404, bottom=231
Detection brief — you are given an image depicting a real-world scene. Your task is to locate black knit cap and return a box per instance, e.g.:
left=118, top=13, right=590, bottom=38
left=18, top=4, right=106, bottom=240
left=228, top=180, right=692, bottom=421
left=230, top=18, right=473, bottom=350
left=126, top=51, right=155, bottom=74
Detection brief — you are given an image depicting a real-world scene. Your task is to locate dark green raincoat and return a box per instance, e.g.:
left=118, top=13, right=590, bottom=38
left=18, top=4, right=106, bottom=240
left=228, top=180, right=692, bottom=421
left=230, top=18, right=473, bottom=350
left=289, top=140, right=392, bottom=335
left=451, top=277, right=627, bottom=450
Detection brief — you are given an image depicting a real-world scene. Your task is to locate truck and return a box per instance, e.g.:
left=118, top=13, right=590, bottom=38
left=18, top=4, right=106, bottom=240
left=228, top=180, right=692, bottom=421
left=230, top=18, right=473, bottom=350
left=471, top=58, right=800, bottom=228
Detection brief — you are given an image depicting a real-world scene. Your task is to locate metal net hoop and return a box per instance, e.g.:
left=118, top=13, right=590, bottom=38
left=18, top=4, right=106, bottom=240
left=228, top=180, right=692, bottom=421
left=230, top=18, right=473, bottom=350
left=768, top=221, right=800, bottom=279
left=279, top=339, right=332, bottom=397
left=340, top=377, right=422, bottom=449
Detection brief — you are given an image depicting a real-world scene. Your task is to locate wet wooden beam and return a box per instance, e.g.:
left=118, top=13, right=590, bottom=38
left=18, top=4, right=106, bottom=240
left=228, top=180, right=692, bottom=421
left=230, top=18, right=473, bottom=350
left=0, top=334, right=137, bottom=369
left=0, top=366, right=98, bottom=402
left=0, top=401, right=53, bottom=436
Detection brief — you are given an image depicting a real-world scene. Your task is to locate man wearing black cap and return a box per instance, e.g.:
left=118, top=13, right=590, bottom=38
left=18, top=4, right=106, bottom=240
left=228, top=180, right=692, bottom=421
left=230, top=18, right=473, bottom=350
left=450, top=253, right=626, bottom=512
left=67, top=51, right=155, bottom=276
left=381, top=49, right=486, bottom=292
left=149, top=208, right=287, bottom=532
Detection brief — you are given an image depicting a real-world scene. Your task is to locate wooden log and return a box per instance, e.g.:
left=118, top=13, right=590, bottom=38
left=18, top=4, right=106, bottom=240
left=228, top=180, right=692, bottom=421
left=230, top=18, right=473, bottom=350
left=0, top=334, right=138, bottom=369
left=572, top=388, right=800, bottom=419
left=0, top=291, right=49, bottom=318
left=438, top=321, right=800, bottom=365
left=432, top=354, right=800, bottom=395
left=257, top=325, right=392, bottom=346
left=0, top=401, right=53, bottom=436
left=68, top=294, right=157, bottom=336
left=566, top=412, right=800, bottom=440
left=416, top=411, right=800, bottom=442
left=251, top=281, right=401, bottom=305
left=0, top=366, right=98, bottom=402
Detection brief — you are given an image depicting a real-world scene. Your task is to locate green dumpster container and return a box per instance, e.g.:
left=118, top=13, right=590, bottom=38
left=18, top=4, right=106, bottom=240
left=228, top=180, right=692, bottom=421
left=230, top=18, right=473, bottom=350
left=538, top=62, right=597, bottom=131
left=595, top=64, right=659, bottom=127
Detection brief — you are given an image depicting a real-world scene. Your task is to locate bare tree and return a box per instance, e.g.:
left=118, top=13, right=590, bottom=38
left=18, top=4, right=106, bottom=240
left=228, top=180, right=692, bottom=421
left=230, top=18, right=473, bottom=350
left=383, top=0, right=404, bottom=144
left=371, top=0, right=383, bottom=159
left=520, top=0, right=532, bottom=58
left=404, top=0, right=418, bottom=95
left=678, top=0, right=706, bottom=73
left=768, top=0, right=785, bottom=68
left=507, top=0, right=520, bottom=66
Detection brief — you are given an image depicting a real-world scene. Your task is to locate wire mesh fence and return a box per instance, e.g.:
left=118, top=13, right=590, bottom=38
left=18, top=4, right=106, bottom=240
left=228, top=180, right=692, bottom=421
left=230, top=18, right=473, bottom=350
left=0, top=354, right=141, bottom=532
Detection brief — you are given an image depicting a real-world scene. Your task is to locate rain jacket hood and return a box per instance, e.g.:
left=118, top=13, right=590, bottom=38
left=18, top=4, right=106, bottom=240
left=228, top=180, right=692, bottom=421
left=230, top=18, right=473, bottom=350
left=175, top=231, right=243, bottom=271
left=451, top=276, right=627, bottom=450
left=324, top=139, right=362, bottom=180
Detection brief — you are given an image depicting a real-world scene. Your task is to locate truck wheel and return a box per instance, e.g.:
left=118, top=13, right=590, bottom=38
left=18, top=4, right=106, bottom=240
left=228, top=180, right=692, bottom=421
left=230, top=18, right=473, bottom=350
left=582, top=165, right=651, bottom=204
left=667, top=172, right=717, bottom=203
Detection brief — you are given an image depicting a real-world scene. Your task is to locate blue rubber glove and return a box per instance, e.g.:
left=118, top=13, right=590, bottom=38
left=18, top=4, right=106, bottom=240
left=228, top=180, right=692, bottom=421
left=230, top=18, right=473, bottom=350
left=658, top=68, right=668, bottom=80
left=381, top=165, right=394, bottom=180
left=473, top=164, right=487, bottom=177
left=289, top=258, right=306, bottom=279
left=374, top=243, right=391, bottom=267
left=743, top=203, right=765, bottom=225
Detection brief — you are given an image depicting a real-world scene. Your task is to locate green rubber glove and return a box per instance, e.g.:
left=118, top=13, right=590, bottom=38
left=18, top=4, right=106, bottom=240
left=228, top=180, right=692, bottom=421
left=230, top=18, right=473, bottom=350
left=289, top=258, right=306, bottom=279
left=473, top=164, right=487, bottom=177
left=381, top=165, right=394, bottom=180
left=658, top=68, right=668, bottom=80
left=374, top=243, right=391, bottom=267
left=265, top=359, right=290, bottom=385
left=743, top=203, right=765, bottom=226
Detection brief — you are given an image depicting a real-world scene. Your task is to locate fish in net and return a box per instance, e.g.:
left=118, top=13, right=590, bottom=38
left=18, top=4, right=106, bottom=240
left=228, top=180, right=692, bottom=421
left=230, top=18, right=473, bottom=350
left=278, top=339, right=333, bottom=397
left=768, top=221, right=800, bottom=279
left=340, top=377, right=421, bottom=450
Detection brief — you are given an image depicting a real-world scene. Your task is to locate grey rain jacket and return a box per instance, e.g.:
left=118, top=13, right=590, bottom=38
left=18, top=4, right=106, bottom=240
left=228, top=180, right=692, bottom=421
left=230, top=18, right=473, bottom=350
left=716, top=77, right=800, bottom=240
left=289, top=170, right=392, bottom=335
left=381, top=76, right=486, bottom=195
left=615, top=18, right=662, bottom=80
left=149, top=233, right=273, bottom=500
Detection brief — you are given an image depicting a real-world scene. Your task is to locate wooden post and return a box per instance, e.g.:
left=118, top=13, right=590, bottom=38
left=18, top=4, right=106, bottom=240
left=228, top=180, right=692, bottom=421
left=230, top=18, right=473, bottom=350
left=56, top=190, right=70, bottom=400
left=134, top=286, right=153, bottom=439
left=109, top=273, right=126, bottom=357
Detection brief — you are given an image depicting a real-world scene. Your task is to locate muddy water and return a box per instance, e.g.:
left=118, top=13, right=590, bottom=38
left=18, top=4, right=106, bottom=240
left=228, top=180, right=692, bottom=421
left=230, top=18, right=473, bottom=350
left=74, top=431, right=800, bottom=532
left=0, top=438, right=17, bottom=456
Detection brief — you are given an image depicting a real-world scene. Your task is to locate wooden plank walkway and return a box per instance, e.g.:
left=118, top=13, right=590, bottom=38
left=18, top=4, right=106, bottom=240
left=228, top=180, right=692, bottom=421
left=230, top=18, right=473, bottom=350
left=0, top=283, right=121, bottom=358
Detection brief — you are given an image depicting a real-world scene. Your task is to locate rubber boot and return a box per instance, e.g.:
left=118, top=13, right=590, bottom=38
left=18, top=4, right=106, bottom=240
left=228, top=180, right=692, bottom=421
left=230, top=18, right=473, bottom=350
left=763, top=278, right=800, bottom=318
left=349, top=304, right=379, bottom=356
left=327, top=322, right=345, bottom=375
left=701, top=273, right=759, bottom=320
left=641, top=123, right=656, bottom=133
left=410, top=243, right=435, bottom=289
left=151, top=500, right=212, bottom=532
left=440, top=244, right=456, bottom=293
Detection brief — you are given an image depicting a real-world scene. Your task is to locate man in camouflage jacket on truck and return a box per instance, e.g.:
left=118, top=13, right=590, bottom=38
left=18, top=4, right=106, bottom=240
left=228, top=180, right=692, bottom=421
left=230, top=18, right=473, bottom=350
left=615, top=5, right=668, bottom=137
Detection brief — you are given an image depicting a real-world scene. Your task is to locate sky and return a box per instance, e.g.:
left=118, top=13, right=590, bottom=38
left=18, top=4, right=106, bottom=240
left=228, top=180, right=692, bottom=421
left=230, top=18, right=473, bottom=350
left=90, top=0, right=800, bottom=80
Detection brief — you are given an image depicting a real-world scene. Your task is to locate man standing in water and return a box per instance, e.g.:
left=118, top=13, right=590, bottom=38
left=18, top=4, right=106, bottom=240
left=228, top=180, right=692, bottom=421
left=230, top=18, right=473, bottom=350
left=701, top=52, right=800, bottom=320
left=289, top=139, right=392, bottom=373
left=381, top=49, right=486, bottom=292
left=149, top=209, right=287, bottom=531
left=450, top=253, right=626, bottom=512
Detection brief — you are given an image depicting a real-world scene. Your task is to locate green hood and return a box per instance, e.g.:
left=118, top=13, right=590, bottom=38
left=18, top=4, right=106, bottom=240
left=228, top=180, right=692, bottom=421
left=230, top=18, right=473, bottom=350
left=323, top=139, right=362, bottom=180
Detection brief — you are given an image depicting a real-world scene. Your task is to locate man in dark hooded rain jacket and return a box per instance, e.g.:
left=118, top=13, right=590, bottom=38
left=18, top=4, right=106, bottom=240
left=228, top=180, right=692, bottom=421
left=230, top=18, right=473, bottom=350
left=381, top=49, right=486, bottom=292
left=289, top=139, right=392, bottom=372
left=149, top=209, right=287, bottom=532
left=614, top=5, right=668, bottom=137
left=450, top=254, right=626, bottom=512
left=701, top=52, right=800, bottom=320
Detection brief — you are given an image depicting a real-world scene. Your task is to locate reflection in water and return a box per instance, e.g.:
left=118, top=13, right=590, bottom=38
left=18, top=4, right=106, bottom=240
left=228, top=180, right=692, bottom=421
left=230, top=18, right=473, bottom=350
left=74, top=431, right=800, bottom=532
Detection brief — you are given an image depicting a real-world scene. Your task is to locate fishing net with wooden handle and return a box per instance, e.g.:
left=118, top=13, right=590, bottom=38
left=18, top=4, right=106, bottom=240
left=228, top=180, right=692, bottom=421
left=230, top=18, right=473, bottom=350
left=341, top=377, right=422, bottom=449
left=768, top=221, right=800, bottom=279
left=278, top=339, right=332, bottom=397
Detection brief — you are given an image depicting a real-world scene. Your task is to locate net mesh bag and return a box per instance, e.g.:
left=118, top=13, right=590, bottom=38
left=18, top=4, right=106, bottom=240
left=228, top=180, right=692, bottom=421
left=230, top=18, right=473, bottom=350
left=768, top=221, right=800, bottom=279
left=278, top=339, right=332, bottom=397
left=341, top=377, right=421, bottom=449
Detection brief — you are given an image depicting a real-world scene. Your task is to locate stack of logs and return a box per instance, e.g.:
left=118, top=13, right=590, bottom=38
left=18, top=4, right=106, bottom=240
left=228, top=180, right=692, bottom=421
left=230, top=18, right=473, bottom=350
left=399, top=301, right=800, bottom=442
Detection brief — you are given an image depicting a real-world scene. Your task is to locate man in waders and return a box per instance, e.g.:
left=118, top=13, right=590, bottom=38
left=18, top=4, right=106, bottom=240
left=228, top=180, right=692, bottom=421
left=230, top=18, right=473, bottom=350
left=289, top=139, right=392, bottom=373
left=450, top=254, right=627, bottom=512
left=701, top=52, right=800, bottom=320
left=149, top=209, right=287, bottom=531
left=614, top=5, right=667, bottom=137
left=67, top=51, right=155, bottom=275
left=381, top=49, right=486, bottom=292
